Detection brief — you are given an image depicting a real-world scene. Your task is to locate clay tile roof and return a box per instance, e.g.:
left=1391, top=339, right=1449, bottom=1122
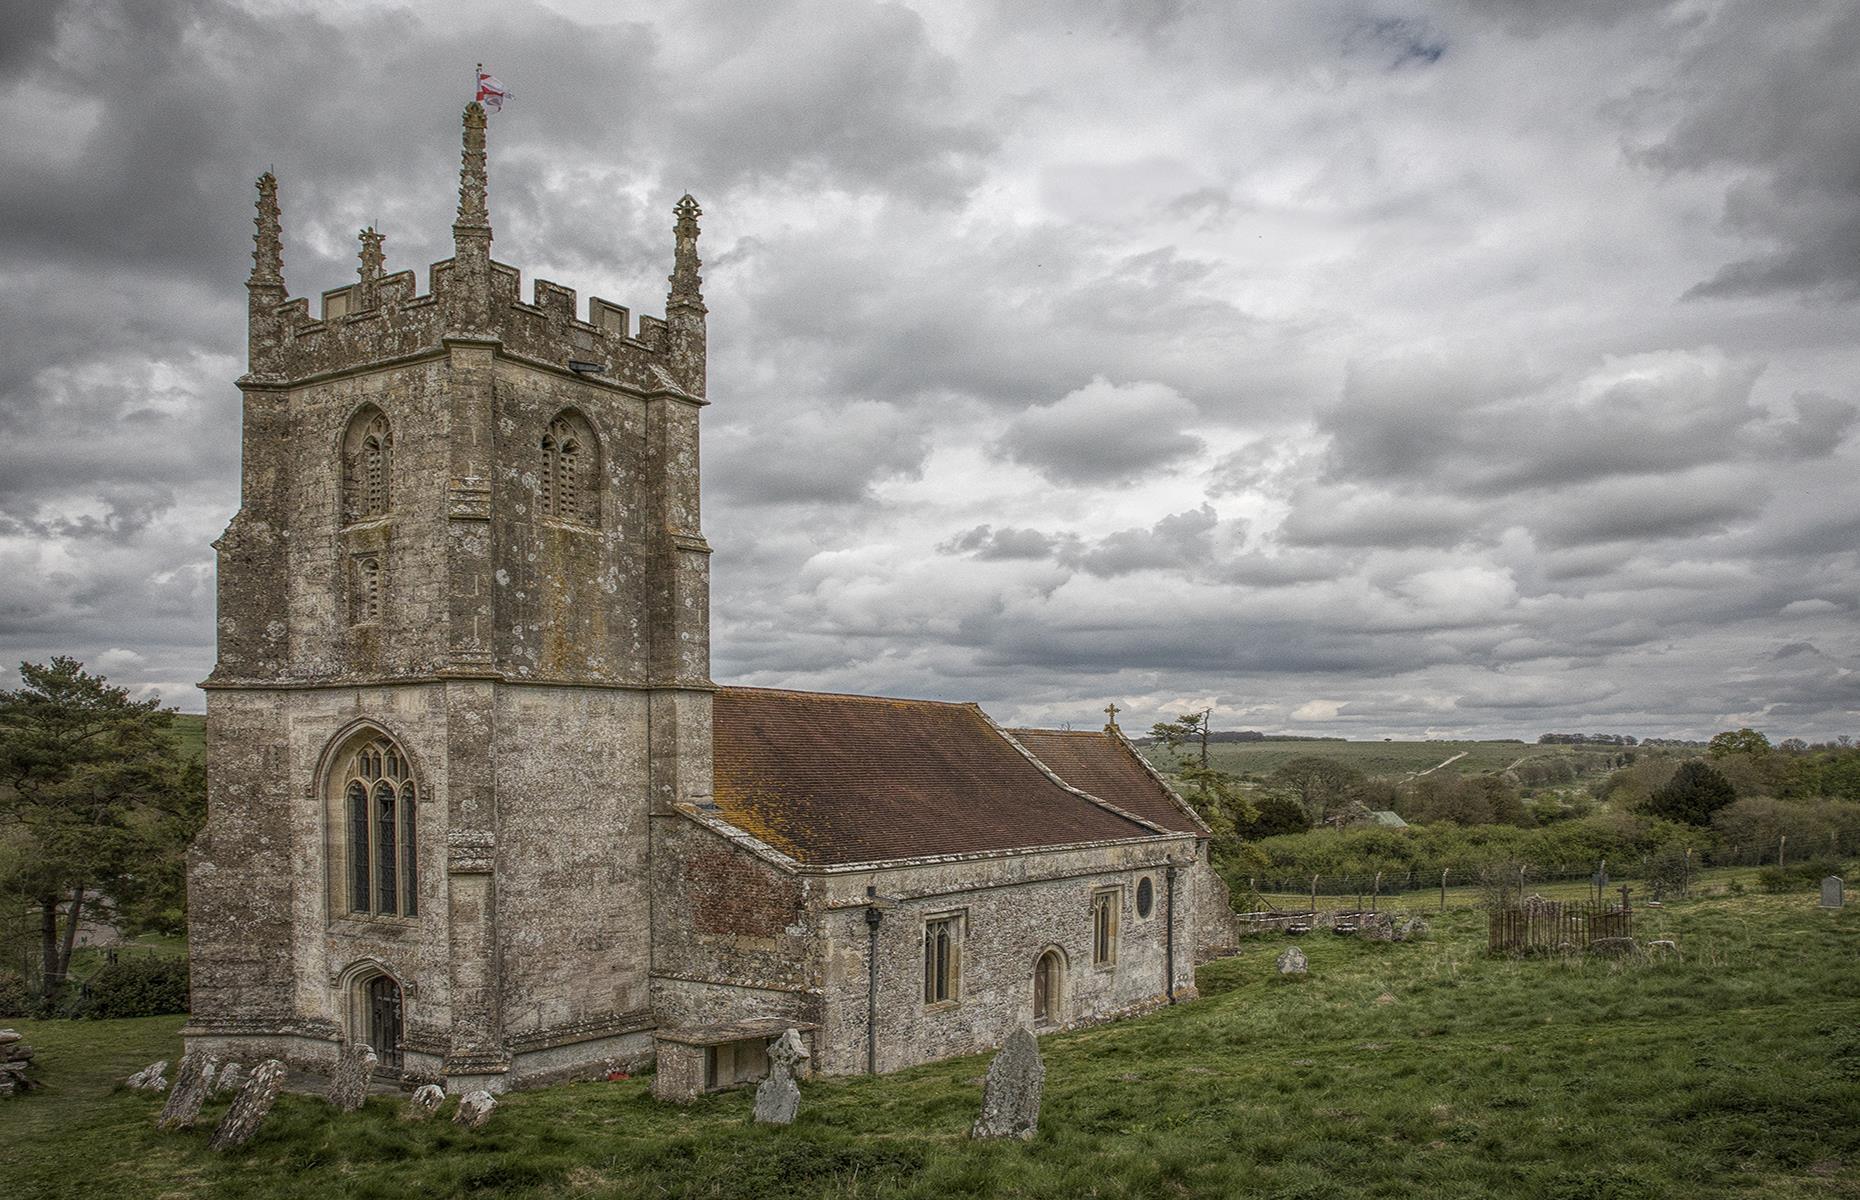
left=710, top=687, right=1159, bottom=865
left=1006, top=729, right=1208, bottom=835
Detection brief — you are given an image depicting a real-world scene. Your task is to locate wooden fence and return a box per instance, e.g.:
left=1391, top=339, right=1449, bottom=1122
left=1488, top=897, right=1631, bottom=954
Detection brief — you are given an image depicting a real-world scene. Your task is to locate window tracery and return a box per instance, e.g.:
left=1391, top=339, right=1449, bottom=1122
left=538, top=411, right=597, bottom=524
left=335, top=732, right=418, bottom=918
left=341, top=407, right=393, bottom=524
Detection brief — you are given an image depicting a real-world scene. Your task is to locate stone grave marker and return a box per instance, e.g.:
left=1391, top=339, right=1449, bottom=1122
left=453, top=1089, right=497, bottom=1129
left=209, top=1059, right=287, bottom=1151
left=0, top=1028, right=39, bottom=1096
left=213, top=1062, right=246, bottom=1096
left=156, top=1051, right=219, bottom=1130
left=752, top=1028, right=809, bottom=1125
left=1276, top=946, right=1308, bottom=976
left=405, top=1083, right=446, bottom=1120
left=327, top=1041, right=377, bottom=1112
left=1821, top=876, right=1845, bottom=909
left=125, top=1060, right=169, bottom=1093
left=971, top=1026, right=1044, bottom=1141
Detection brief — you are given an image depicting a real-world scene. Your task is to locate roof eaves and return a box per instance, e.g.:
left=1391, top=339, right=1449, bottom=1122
left=794, top=830, right=1195, bottom=876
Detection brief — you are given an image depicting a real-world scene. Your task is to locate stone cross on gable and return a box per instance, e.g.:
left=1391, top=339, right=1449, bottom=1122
left=1104, top=703, right=1120, bottom=731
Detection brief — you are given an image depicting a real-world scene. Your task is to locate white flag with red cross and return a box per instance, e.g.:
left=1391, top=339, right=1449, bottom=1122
left=475, top=67, right=509, bottom=112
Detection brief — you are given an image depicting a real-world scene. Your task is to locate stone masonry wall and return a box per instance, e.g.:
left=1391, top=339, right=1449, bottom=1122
left=492, top=685, right=654, bottom=1045
left=649, top=816, right=823, bottom=1031
left=811, top=837, right=1203, bottom=1077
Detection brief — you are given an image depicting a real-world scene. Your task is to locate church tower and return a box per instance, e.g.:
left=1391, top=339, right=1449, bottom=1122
left=185, top=104, right=713, bottom=1090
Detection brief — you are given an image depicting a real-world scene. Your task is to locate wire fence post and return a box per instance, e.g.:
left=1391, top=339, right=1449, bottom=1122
left=1372, top=871, right=1382, bottom=913
left=1309, top=874, right=1318, bottom=915
left=1440, top=868, right=1449, bottom=911
left=1683, top=847, right=1691, bottom=897
left=1779, top=835, right=1787, bottom=868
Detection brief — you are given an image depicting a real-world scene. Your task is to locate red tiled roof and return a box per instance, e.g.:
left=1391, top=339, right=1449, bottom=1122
left=1007, top=728, right=1208, bottom=835
left=710, top=687, right=1159, bottom=865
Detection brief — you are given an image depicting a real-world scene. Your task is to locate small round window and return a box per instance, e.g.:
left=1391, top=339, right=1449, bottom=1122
left=1136, top=877, right=1154, bottom=918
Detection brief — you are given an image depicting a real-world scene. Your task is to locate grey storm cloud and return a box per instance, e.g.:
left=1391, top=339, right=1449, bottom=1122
left=2, top=0, right=1858, bottom=743
left=993, top=378, right=1204, bottom=485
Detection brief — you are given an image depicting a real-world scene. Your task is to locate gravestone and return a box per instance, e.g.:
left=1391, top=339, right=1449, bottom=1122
left=752, top=1028, right=809, bottom=1125
left=1396, top=916, right=1429, bottom=941
left=156, top=1051, right=219, bottom=1130
left=1276, top=946, right=1308, bottom=976
left=0, top=1029, right=38, bottom=1096
left=125, top=1060, right=169, bottom=1093
left=971, top=1026, right=1044, bottom=1141
left=1821, top=876, right=1845, bottom=909
left=405, top=1083, right=446, bottom=1120
left=327, top=1042, right=377, bottom=1112
left=208, top=1059, right=287, bottom=1151
left=453, top=1089, right=497, bottom=1129
left=1588, top=937, right=1641, bottom=958
left=213, top=1062, right=246, bottom=1095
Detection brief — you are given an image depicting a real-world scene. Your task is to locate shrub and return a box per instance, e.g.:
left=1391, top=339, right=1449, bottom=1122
left=68, top=955, right=189, bottom=1019
left=0, top=970, right=29, bottom=1018
left=1757, top=857, right=1846, bottom=894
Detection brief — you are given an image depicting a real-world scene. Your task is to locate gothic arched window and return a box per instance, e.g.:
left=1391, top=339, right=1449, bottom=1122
left=538, top=410, right=597, bottom=525
left=334, top=731, right=418, bottom=917
left=342, top=406, right=393, bottom=524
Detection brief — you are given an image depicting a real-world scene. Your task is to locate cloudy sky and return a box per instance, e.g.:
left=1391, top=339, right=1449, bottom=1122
left=2, top=0, right=1857, bottom=741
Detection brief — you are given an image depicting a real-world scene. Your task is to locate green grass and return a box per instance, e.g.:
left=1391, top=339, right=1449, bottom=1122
left=5, top=892, right=1856, bottom=1199
left=1143, top=739, right=1619, bottom=780
left=165, top=714, right=205, bottom=762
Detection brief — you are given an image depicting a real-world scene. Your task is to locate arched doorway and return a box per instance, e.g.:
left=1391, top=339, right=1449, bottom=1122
left=1033, top=949, right=1064, bottom=1026
left=363, top=974, right=403, bottom=1071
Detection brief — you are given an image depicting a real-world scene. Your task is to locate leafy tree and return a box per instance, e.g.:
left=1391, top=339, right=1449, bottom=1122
left=1150, top=710, right=1211, bottom=769
left=1645, top=760, right=1738, bottom=826
left=1271, top=756, right=1366, bottom=824
left=0, top=658, right=204, bottom=1004
left=1240, top=790, right=1310, bottom=839
left=1171, top=763, right=1256, bottom=844
left=1708, top=728, right=1772, bottom=759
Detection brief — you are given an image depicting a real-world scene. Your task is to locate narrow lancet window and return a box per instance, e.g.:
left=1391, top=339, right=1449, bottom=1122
left=538, top=412, right=597, bottom=524
left=342, top=407, right=393, bottom=524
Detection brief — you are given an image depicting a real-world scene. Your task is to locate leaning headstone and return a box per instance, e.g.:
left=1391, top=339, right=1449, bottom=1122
left=404, top=1083, right=446, bottom=1120
left=156, top=1051, right=219, bottom=1130
left=208, top=1059, right=287, bottom=1152
left=752, top=1028, right=810, bottom=1125
left=1397, top=916, right=1429, bottom=942
left=1276, top=946, right=1308, bottom=976
left=453, top=1089, right=497, bottom=1129
left=327, top=1042, right=377, bottom=1112
left=1646, top=939, right=1680, bottom=958
left=1821, top=876, right=1845, bottom=909
left=1588, top=937, right=1641, bottom=958
left=213, top=1061, right=246, bottom=1096
left=971, top=1026, right=1044, bottom=1141
left=125, top=1060, right=170, bottom=1093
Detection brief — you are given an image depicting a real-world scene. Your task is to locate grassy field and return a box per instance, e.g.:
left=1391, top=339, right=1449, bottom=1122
left=1141, top=738, right=1624, bottom=780
left=5, top=890, right=1856, bottom=1199
left=166, top=714, right=205, bottom=761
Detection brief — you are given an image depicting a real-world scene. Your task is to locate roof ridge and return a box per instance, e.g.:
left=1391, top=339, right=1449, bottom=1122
left=716, top=684, right=980, bottom=708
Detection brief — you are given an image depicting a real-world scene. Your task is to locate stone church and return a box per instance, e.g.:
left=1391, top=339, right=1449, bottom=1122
left=183, top=105, right=1232, bottom=1097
